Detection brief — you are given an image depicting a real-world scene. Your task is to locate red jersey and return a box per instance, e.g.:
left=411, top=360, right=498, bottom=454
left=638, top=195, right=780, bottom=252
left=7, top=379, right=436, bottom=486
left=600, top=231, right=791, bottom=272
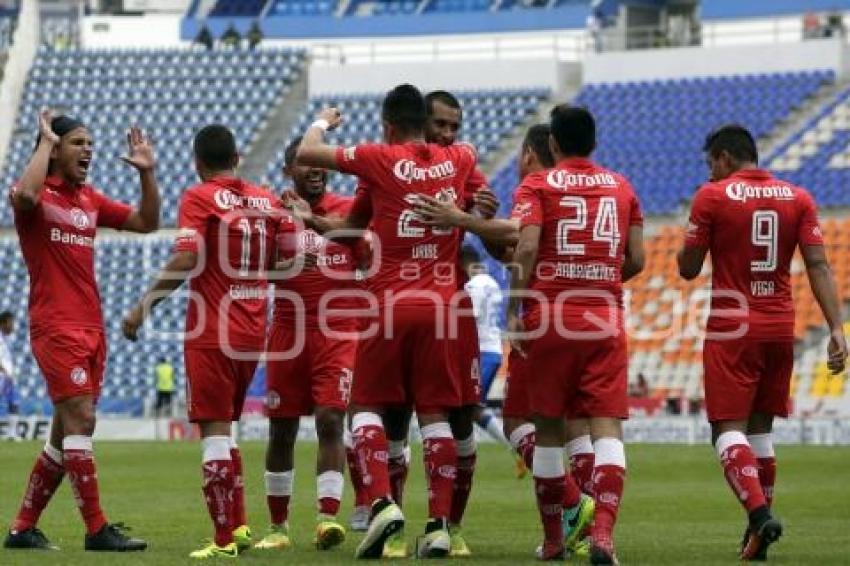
left=11, top=176, right=132, bottom=335
left=336, top=141, right=477, bottom=306
left=511, top=158, right=643, bottom=325
left=684, top=168, right=823, bottom=340
left=174, top=176, right=281, bottom=351
left=274, top=192, right=360, bottom=329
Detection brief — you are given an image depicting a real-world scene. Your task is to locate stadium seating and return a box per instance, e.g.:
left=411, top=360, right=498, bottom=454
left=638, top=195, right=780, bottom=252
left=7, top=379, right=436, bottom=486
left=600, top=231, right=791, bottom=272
left=209, top=0, right=267, bottom=17
left=0, top=47, right=306, bottom=227
left=768, top=83, right=850, bottom=207
left=262, top=88, right=548, bottom=194
left=573, top=71, right=835, bottom=215
left=269, top=0, right=338, bottom=17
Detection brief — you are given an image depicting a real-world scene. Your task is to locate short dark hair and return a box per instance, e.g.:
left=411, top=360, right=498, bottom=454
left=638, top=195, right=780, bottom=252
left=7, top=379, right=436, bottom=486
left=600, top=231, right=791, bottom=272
left=425, top=90, right=461, bottom=116
left=523, top=124, right=555, bottom=168
left=382, top=84, right=427, bottom=136
left=193, top=124, right=238, bottom=171
left=284, top=136, right=302, bottom=168
left=703, top=124, right=758, bottom=164
left=0, top=311, right=13, bottom=324
left=549, top=105, right=595, bottom=157
left=460, top=245, right=480, bottom=266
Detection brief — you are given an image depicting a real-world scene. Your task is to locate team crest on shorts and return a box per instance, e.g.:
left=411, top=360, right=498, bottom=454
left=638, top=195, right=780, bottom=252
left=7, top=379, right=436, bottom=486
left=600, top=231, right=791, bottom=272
left=70, top=367, right=88, bottom=385
left=266, top=391, right=281, bottom=410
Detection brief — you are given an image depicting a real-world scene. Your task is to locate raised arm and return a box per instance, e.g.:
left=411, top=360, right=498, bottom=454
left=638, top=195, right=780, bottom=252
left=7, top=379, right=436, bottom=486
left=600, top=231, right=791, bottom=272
left=11, top=109, right=59, bottom=212
left=801, top=244, right=848, bottom=374
left=119, top=126, right=161, bottom=233
left=294, top=108, right=344, bottom=171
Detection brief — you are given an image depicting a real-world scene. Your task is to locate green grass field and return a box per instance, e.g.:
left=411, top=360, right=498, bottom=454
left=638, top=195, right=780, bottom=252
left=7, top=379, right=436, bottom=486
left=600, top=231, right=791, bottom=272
left=1, top=441, right=848, bottom=565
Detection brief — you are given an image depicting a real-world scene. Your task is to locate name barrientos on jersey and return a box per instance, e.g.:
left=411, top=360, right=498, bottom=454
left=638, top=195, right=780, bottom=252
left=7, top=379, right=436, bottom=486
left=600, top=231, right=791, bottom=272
left=538, top=261, right=618, bottom=282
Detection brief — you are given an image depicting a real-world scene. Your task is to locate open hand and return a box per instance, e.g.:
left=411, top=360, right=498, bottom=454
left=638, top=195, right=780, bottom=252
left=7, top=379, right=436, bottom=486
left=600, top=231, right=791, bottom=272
left=316, top=107, right=343, bottom=131
left=37, top=108, right=60, bottom=145
left=414, top=194, right=464, bottom=227
left=120, top=126, right=155, bottom=172
left=828, top=329, right=848, bottom=374
left=122, top=304, right=145, bottom=341
left=472, top=187, right=499, bottom=219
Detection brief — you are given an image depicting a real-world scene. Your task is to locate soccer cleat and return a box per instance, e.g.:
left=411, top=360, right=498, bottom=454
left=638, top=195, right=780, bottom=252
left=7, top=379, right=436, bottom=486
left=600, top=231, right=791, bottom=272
left=350, top=505, right=371, bottom=532
left=415, top=519, right=451, bottom=559
left=189, top=541, right=238, bottom=559
left=315, top=518, right=346, bottom=550
left=382, top=529, right=409, bottom=559
left=84, top=523, right=147, bottom=552
left=448, top=525, right=472, bottom=557
left=354, top=498, right=405, bottom=559
left=515, top=453, right=529, bottom=479
left=589, top=535, right=619, bottom=565
left=741, top=516, right=782, bottom=561
left=232, top=524, right=252, bottom=553
left=563, top=494, right=595, bottom=551
left=535, top=542, right=566, bottom=561
left=571, top=538, right=591, bottom=558
left=4, top=527, right=59, bottom=550
left=253, top=524, right=291, bottom=550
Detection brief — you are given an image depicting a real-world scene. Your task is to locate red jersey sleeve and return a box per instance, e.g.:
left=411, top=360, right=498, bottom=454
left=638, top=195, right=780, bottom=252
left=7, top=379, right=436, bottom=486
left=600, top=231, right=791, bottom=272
left=335, top=144, right=384, bottom=179
left=510, top=184, right=543, bottom=227
left=797, top=190, right=825, bottom=246
left=684, top=185, right=714, bottom=248
left=174, top=189, right=208, bottom=254
left=92, top=189, right=133, bottom=229
left=349, top=183, right=373, bottom=221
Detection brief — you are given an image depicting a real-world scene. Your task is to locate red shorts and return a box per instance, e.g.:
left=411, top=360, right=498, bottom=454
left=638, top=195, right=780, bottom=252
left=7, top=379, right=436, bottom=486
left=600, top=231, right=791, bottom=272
left=527, top=323, right=628, bottom=419
left=703, top=339, right=794, bottom=422
left=455, top=300, right=481, bottom=406
left=353, top=306, right=461, bottom=414
left=265, top=325, right=356, bottom=417
left=184, top=347, right=258, bottom=422
left=31, top=329, right=106, bottom=403
left=502, top=349, right=531, bottom=419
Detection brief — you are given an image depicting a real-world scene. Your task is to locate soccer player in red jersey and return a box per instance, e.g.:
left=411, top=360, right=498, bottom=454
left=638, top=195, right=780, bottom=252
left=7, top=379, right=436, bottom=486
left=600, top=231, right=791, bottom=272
left=508, top=106, right=644, bottom=563
left=253, top=136, right=361, bottom=552
left=417, top=122, right=598, bottom=557
left=122, top=125, right=281, bottom=559
left=4, top=109, right=158, bottom=552
left=677, top=124, right=848, bottom=561
left=289, top=84, right=478, bottom=559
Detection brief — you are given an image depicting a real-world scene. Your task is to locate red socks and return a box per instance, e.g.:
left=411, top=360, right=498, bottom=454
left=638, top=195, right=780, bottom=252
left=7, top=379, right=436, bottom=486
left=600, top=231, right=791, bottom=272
left=63, top=435, right=107, bottom=535
left=567, top=435, right=596, bottom=496
left=591, top=438, right=626, bottom=543
left=532, top=446, right=566, bottom=548
left=450, top=435, right=476, bottom=525
left=11, top=445, right=65, bottom=532
left=388, top=448, right=409, bottom=507
left=202, top=436, right=235, bottom=546
left=716, top=432, right=766, bottom=513
left=509, top=423, right=536, bottom=470
left=346, top=445, right=370, bottom=507
left=230, top=445, right=246, bottom=528
left=352, top=414, right=391, bottom=503
left=317, top=471, right=344, bottom=517
left=264, top=470, right=293, bottom=525
left=748, top=433, right=776, bottom=508
left=421, top=423, right=458, bottom=520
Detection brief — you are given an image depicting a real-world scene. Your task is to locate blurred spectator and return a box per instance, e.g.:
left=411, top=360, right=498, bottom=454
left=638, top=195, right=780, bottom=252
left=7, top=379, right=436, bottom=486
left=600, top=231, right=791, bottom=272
left=803, top=12, right=822, bottom=39
left=220, top=23, right=241, bottom=49
left=154, top=357, right=175, bottom=417
left=824, top=11, right=846, bottom=38
left=629, top=372, right=650, bottom=398
left=247, top=20, right=263, bottom=50
left=194, top=24, right=213, bottom=50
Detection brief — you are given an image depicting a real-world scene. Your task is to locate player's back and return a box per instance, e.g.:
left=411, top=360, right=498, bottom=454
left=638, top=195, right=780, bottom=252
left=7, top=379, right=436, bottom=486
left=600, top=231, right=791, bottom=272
left=691, top=169, right=822, bottom=339
left=176, top=176, right=280, bottom=351
left=513, top=157, right=642, bottom=325
left=339, top=141, right=476, bottom=306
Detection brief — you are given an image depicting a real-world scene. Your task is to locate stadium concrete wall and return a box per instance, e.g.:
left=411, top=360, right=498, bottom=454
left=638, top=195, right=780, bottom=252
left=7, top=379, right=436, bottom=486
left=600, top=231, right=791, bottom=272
left=81, top=14, right=185, bottom=48
left=3, top=416, right=849, bottom=445
left=584, top=37, right=850, bottom=83
left=308, top=58, right=580, bottom=96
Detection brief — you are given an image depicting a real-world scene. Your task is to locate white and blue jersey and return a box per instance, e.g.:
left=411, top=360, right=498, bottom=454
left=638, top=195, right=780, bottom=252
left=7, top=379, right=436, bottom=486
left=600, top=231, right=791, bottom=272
left=0, top=333, right=19, bottom=410
left=464, top=273, right=503, bottom=401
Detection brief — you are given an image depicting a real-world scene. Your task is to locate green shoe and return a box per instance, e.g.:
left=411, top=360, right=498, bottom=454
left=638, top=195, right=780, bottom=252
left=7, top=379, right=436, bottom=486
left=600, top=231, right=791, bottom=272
left=315, top=518, right=346, bottom=550
left=415, top=520, right=451, bottom=559
left=449, top=525, right=471, bottom=557
left=189, top=541, right=238, bottom=559
left=232, top=525, right=252, bottom=553
left=382, top=529, right=409, bottom=558
left=572, top=538, right=591, bottom=558
left=253, top=524, right=291, bottom=550
left=354, top=499, right=405, bottom=559
left=564, top=494, right=595, bottom=551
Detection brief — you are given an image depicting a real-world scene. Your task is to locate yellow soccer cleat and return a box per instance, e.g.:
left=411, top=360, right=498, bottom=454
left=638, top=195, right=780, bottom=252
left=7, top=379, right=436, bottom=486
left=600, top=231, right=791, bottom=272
left=382, top=529, right=409, bottom=559
left=315, top=519, right=346, bottom=551
left=253, top=524, right=292, bottom=551
left=564, top=494, right=595, bottom=552
left=449, top=526, right=472, bottom=557
left=515, top=453, right=528, bottom=479
left=189, top=541, right=238, bottom=559
left=232, top=524, right=252, bottom=553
